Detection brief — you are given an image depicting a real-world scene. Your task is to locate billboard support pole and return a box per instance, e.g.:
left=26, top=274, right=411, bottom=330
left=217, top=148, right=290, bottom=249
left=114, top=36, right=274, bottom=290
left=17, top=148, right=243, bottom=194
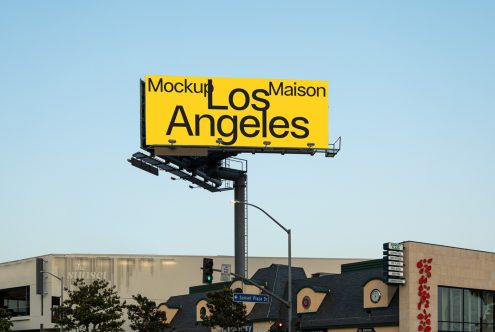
left=234, top=174, right=247, bottom=278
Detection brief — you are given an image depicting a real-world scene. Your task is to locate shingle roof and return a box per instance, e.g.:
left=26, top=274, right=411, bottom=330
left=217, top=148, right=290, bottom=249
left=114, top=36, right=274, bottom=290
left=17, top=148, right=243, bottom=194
left=162, top=263, right=399, bottom=331
left=292, top=268, right=399, bottom=330
left=247, top=264, right=307, bottom=322
left=165, top=292, right=210, bottom=332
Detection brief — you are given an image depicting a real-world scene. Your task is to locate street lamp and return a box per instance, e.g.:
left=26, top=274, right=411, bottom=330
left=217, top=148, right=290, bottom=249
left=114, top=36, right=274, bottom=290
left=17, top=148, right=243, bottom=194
left=41, top=270, right=64, bottom=332
left=232, top=200, right=292, bottom=332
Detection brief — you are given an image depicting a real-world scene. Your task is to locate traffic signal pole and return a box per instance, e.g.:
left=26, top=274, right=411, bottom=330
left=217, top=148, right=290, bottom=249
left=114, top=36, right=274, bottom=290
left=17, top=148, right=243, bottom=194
left=231, top=201, right=292, bottom=332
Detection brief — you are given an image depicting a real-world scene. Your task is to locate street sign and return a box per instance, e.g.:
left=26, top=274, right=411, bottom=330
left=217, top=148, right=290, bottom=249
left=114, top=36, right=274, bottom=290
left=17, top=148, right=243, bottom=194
left=388, top=266, right=404, bottom=272
left=387, top=271, right=404, bottom=277
left=383, top=242, right=404, bottom=251
left=220, top=264, right=231, bottom=282
left=387, top=278, right=406, bottom=284
left=385, top=261, right=404, bottom=266
left=383, top=250, right=403, bottom=256
left=233, top=293, right=269, bottom=303
left=386, top=255, right=403, bottom=262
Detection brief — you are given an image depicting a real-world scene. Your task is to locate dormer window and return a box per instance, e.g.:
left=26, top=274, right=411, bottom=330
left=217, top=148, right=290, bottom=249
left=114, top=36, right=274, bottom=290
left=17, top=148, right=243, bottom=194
left=296, top=286, right=329, bottom=314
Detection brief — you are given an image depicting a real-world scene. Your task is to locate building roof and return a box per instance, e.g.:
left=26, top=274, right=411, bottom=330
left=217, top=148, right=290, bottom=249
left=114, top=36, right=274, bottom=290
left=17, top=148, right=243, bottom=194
left=165, top=292, right=209, bottom=332
left=293, top=268, right=399, bottom=329
left=162, top=262, right=399, bottom=331
left=247, top=264, right=307, bottom=322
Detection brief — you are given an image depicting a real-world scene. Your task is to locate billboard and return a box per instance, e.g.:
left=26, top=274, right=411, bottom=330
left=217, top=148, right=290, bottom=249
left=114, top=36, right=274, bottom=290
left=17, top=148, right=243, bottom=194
left=144, top=75, right=329, bottom=149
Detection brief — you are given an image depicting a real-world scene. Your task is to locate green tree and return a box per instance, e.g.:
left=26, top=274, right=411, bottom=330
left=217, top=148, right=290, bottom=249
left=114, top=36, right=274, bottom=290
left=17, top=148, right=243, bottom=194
left=0, top=308, right=13, bottom=332
left=127, top=294, right=171, bottom=332
left=200, top=288, right=247, bottom=331
left=53, top=278, right=126, bottom=332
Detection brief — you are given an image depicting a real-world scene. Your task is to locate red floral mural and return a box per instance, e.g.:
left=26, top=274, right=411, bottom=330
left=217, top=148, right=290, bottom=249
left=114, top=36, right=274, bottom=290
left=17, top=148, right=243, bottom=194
left=417, top=258, right=433, bottom=332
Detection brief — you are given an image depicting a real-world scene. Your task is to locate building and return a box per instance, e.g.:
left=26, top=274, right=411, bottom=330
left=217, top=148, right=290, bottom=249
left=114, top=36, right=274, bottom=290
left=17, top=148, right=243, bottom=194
left=160, top=242, right=495, bottom=332
left=0, top=253, right=362, bottom=331
left=3, top=242, right=494, bottom=332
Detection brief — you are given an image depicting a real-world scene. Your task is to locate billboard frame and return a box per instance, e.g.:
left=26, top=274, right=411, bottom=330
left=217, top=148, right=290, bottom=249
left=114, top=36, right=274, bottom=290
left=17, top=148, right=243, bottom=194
left=139, top=79, right=340, bottom=158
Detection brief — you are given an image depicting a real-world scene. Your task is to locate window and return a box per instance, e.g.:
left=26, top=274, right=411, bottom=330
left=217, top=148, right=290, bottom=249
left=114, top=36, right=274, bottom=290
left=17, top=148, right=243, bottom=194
left=51, top=296, right=60, bottom=323
left=0, top=286, right=30, bottom=317
left=439, top=286, right=495, bottom=332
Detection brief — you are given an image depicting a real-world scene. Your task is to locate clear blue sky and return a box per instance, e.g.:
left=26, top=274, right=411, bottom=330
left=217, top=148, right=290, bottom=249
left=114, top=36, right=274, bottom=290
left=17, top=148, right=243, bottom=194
left=1, top=1, right=494, bottom=263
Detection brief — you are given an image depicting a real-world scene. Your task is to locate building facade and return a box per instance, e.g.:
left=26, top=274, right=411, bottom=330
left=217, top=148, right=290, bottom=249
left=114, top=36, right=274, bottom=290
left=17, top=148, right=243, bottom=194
left=2, top=242, right=494, bottom=332
left=0, top=254, right=362, bottom=331
left=160, top=242, right=495, bottom=332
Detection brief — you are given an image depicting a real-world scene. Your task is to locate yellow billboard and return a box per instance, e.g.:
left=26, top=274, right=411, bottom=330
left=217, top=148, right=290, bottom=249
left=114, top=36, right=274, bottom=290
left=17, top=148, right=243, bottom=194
left=145, top=75, right=329, bottom=149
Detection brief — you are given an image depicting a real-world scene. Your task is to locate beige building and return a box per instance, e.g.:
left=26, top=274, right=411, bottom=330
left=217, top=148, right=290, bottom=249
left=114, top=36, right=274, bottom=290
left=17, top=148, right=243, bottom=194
left=0, top=253, right=362, bottom=331
left=158, top=242, right=495, bottom=332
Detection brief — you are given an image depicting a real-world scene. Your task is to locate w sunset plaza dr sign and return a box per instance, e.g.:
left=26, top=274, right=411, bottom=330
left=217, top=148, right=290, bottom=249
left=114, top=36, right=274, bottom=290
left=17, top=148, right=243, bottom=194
left=145, top=76, right=329, bottom=149
left=233, top=293, right=270, bottom=303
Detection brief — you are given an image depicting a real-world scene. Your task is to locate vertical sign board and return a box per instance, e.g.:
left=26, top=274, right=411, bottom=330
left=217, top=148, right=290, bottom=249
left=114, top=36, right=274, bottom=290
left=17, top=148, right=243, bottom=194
left=383, top=242, right=406, bottom=285
left=144, top=76, right=329, bottom=149
left=36, top=257, right=44, bottom=295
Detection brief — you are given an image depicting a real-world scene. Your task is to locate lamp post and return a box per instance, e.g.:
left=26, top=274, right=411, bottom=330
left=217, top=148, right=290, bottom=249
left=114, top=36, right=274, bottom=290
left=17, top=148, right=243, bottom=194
left=41, top=270, right=63, bottom=332
left=232, top=200, right=292, bottom=332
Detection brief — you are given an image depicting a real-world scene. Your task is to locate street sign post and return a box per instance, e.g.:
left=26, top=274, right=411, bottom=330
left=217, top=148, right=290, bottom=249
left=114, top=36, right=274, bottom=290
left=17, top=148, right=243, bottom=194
left=233, top=293, right=270, bottom=303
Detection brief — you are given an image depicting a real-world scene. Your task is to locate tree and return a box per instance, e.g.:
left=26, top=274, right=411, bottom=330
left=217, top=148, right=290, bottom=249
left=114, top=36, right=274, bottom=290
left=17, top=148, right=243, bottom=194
left=0, top=308, right=13, bottom=332
left=126, top=294, right=171, bottom=332
left=200, top=288, right=247, bottom=331
left=53, top=278, right=126, bottom=332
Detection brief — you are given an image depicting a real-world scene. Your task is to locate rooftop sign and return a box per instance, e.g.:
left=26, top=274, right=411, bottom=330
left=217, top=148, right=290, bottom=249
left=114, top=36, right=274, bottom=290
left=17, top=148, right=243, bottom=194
left=144, top=75, right=329, bottom=149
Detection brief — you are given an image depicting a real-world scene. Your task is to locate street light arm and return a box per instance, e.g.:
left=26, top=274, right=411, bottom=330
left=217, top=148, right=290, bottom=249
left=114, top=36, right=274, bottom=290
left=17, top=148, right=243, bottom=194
left=233, top=201, right=289, bottom=234
left=231, top=200, right=293, bottom=332
left=41, top=270, right=62, bottom=282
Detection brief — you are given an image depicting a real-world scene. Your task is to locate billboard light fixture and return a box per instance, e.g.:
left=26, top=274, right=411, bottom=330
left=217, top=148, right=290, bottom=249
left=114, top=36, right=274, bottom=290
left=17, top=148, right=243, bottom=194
left=168, top=139, right=176, bottom=145
left=263, top=141, right=271, bottom=147
left=216, top=138, right=224, bottom=145
left=307, top=142, right=315, bottom=148
left=130, top=150, right=239, bottom=192
left=128, top=158, right=159, bottom=176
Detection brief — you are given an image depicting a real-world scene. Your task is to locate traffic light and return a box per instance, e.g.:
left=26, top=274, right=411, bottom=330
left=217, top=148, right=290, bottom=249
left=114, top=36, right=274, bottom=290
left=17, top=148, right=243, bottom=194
left=202, top=258, right=213, bottom=284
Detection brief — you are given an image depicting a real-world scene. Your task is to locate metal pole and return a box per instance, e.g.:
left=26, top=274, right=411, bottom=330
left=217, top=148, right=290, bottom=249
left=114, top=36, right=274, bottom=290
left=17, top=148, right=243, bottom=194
left=41, top=271, right=63, bottom=332
left=288, top=229, right=292, bottom=332
left=232, top=201, right=292, bottom=332
left=60, top=277, right=64, bottom=332
left=234, top=176, right=247, bottom=278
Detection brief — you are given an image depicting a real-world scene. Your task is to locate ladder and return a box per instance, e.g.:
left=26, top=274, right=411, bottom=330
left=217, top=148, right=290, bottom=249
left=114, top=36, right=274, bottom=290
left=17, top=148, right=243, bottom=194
left=243, top=181, right=248, bottom=277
